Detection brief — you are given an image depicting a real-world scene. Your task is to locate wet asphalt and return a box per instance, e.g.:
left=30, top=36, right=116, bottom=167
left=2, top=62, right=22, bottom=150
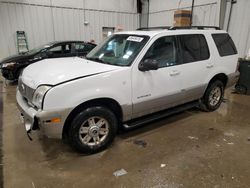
left=1, top=79, right=250, bottom=188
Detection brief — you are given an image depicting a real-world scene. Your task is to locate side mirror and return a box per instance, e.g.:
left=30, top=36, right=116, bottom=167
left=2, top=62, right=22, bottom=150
left=139, top=59, right=158, bottom=71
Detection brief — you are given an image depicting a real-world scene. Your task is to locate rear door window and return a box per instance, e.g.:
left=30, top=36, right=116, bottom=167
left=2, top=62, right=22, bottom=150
left=212, top=33, right=237, bottom=56
left=179, top=34, right=210, bottom=63
left=74, top=43, right=86, bottom=53
left=73, top=43, right=95, bottom=53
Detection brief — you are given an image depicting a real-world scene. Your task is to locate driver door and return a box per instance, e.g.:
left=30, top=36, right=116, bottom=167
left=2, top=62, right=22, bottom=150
left=131, top=35, right=184, bottom=119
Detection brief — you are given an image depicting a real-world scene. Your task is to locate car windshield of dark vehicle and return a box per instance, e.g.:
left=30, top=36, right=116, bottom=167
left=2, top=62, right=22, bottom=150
left=86, top=34, right=149, bottom=66
left=26, top=42, right=55, bottom=55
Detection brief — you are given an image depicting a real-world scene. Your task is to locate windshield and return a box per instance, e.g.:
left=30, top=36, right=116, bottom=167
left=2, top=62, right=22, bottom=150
left=26, top=42, right=55, bottom=54
left=86, top=34, right=149, bottom=66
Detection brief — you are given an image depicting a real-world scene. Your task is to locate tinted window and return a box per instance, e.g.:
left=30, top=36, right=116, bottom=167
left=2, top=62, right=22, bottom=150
left=63, top=44, right=72, bottom=54
left=47, top=45, right=63, bottom=56
left=179, top=34, right=210, bottom=63
left=74, top=43, right=86, bottom=53
left=85, top=43, right=96, bottom=51
left=143, top=36, right=177, bottom=68
left=74, top=43, right=95, bottom=52
left=48, top=45, right=62, bottom=53
left=212, top=33, right=237, bottom=56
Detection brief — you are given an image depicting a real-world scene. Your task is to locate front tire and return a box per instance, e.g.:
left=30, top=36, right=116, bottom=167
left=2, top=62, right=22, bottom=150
left=68, top=106, right=118, bottom=154
left=200, top=80, right=224, bottom=111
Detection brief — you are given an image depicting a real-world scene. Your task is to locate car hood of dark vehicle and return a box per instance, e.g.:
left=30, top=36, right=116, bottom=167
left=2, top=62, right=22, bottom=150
left=0, top=53, right=34, bottom=65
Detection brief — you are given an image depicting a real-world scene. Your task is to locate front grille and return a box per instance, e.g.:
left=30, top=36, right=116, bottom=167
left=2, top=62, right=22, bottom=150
left=18, top=77, right=35, bottom=103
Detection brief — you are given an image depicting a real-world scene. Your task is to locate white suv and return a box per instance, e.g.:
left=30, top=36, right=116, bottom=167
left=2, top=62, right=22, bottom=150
left=17, top=26, right=239, bottom=153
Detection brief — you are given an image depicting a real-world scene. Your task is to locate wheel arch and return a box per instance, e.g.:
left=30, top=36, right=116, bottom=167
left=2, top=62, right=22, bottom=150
left=199, top=73, right=228, bottom=111
left=62, top=97, right=123, bottom=140
left=208, top=73, right=228, bottom=87
left=204, top=73, right=228, bottom=95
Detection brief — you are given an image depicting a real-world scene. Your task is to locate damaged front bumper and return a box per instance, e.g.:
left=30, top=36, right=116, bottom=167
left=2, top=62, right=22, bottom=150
left=1, top=68, right=15, bottom=80
left=16, top=89, right=71, bottom=139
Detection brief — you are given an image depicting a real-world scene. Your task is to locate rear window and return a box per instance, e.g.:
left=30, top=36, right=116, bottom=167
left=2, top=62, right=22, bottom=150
left=179, top=34, right=210, bottom=64
left=212, top=33, right=237, bottom=56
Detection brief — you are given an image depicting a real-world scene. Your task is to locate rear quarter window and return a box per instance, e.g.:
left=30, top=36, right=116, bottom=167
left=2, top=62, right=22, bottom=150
left=212, top=33, right=237, bottom=56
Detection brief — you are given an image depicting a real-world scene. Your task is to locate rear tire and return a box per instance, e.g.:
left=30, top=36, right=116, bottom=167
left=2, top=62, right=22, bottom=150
left=200, top=80, right=224, bottom=112
left=68, top=106, right=118, bottom=154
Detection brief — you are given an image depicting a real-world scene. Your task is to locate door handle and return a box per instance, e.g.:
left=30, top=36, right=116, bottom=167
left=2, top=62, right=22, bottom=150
left=206, top=63, right=214, bottom=68
left=170, top=70, right=180, bottom=76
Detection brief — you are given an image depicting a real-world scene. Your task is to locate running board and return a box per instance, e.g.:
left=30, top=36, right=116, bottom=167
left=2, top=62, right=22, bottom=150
left=123, top=100, right=199, bottom=130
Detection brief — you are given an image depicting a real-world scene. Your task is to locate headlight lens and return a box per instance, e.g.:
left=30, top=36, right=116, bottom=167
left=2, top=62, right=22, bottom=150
left=2, top=62, right=16, bottom=68
left=32, top=85, right=51, bottom=109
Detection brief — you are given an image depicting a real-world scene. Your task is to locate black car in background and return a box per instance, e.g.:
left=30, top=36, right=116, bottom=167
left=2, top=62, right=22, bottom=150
left=0, top=41, right=96, bottom=80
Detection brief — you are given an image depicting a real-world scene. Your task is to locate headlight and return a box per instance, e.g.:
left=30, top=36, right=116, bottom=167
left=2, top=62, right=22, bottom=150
left=32, top=85, right=51, bottom=109
left=2, top=62, right=16, bottom=69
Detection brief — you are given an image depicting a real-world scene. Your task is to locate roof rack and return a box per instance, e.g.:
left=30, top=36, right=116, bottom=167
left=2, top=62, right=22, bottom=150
left=136, top=26, right=171, bottom=31
left=136, top=26, right=221, bottom=31
left=169, top=26, right=221, bottom=30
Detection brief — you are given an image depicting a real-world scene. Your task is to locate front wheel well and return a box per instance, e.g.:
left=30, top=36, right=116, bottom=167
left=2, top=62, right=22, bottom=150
left=62, top=98, right=123, bottom=141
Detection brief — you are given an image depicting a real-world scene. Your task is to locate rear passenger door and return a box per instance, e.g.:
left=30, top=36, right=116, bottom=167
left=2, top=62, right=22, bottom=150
left=177, top=34, right=211, bottom=102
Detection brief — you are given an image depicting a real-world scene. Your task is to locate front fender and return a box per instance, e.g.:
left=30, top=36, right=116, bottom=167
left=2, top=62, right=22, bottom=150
left=43, top=69, right=132, bottom=119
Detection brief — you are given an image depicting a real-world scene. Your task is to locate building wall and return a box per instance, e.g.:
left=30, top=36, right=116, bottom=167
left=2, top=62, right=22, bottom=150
left=149, top=0, right=220, bottom=27
left=1, top=0, right=249, bottom=59
left=225, top=0, right=250, bottom=57
left=0, top=0, right=139, bottom=59
left=148, top=0, right=250, bottom=58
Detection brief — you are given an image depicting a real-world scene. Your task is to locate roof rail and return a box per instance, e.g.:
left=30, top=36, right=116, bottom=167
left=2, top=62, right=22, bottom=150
left=169, top=26, right=221, bottom=30
left=136, top=26, right=171, bottom=31
left=136, top=26, right=220, bottom=31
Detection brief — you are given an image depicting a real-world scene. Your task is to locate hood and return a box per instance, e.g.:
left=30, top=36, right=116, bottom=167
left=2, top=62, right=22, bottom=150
left=0, top=53, right=34, bottom=64
left=21, top=57, right=121, bottom=89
